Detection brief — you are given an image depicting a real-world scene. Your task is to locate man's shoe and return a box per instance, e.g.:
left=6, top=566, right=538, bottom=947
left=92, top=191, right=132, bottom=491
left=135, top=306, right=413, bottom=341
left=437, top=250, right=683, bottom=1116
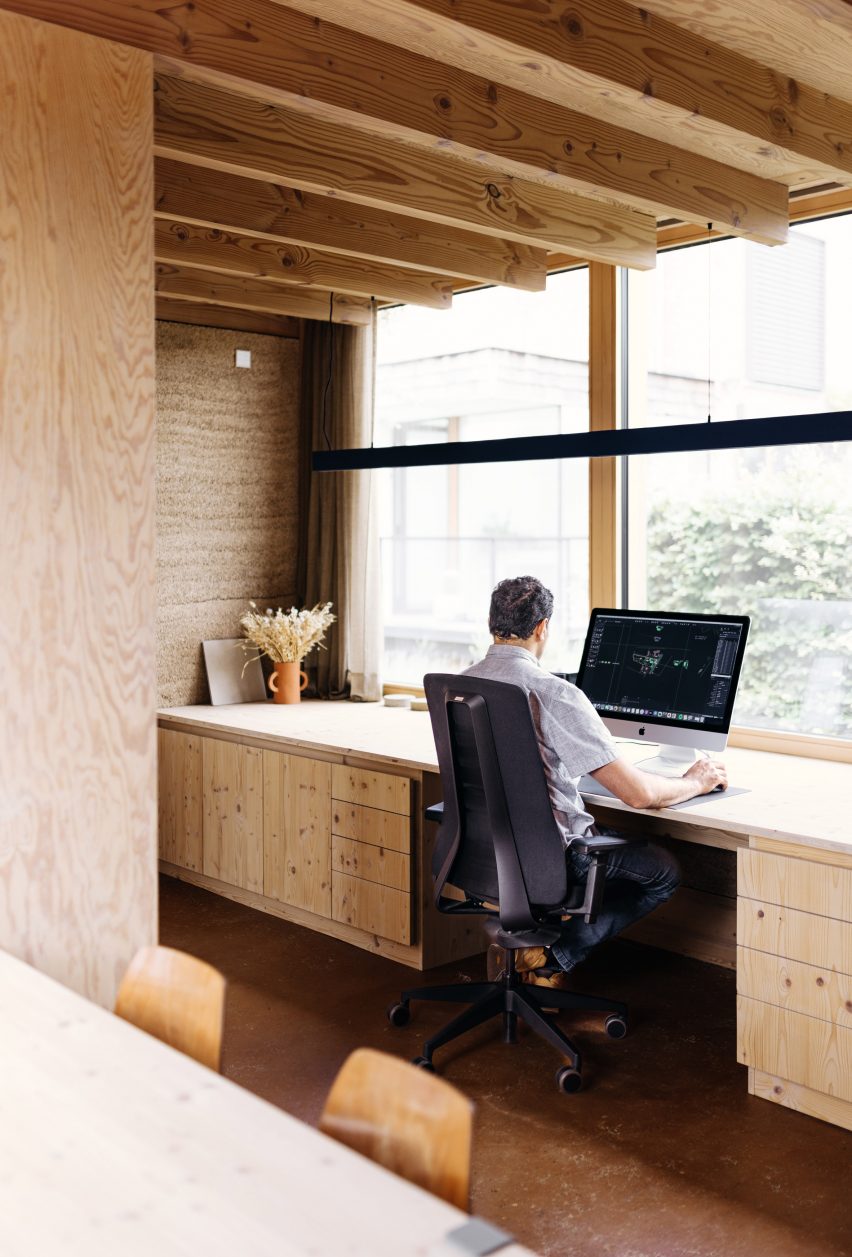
left=521, top=968, right=573, bottom=991
left=486, top=944, right=551, bottom=981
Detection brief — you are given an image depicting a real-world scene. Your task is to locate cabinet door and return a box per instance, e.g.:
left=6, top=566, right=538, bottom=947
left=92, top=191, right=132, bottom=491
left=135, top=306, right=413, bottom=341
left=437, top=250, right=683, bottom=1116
left=264, top=751, right=332, bottom=917
left=158, top=728, right=202, bottom=872
left=202, top=738, right=263, bottom=892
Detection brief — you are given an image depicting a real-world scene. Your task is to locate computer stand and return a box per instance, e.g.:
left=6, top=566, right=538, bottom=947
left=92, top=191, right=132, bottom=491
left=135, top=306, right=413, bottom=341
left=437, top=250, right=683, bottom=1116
left=635, top=744, right=700, bottom=777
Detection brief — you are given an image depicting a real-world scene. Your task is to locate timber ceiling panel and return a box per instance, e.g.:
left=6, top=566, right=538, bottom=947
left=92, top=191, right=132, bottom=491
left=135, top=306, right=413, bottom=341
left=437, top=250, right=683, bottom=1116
left=6, top=0, right=852, bottom=329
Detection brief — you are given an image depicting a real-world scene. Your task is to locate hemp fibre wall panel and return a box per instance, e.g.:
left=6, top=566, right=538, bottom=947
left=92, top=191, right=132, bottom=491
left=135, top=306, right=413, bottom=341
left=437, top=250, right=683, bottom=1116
left=156, top=322, right=301, bottom=706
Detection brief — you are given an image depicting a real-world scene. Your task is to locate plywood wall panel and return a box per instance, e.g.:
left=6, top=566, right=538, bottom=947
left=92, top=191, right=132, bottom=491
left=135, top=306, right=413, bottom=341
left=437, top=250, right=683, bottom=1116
left=0, top=12, right=156, bottom=1006
left=155, top=322, right=301, bottom=706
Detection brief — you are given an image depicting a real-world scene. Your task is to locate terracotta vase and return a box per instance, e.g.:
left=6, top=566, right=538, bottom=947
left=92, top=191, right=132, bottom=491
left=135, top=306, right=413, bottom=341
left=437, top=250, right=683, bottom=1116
left=268, top=661, right=308, bottom=704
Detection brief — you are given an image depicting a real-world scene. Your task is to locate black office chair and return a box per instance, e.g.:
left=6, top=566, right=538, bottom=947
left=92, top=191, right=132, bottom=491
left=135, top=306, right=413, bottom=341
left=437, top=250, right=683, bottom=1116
left=387, top=673, right=636, bottom=1093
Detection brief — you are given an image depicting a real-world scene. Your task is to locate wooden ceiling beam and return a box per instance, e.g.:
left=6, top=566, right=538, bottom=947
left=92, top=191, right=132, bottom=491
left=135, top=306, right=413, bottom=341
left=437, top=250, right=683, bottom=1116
left=0, top=0, right=788, bottom=241
left=156, top=298, right=302, bottom=338
left=635, top=1, right=852, bottom=109
left=154, top=220, right=456, bottom=309
left=279, top=0, right=852, bottom=187
left=655, top=183, right=852, bottom=251
left=155, top=264, right=373, bottom=324
left=154, top=159, right=547, bottom=292
left=153, top=73, right=657, bottom=267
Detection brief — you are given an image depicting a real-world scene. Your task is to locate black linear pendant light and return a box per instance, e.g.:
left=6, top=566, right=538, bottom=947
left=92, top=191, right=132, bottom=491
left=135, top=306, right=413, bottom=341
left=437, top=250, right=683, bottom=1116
left=312, top=411, right=852, bottom=473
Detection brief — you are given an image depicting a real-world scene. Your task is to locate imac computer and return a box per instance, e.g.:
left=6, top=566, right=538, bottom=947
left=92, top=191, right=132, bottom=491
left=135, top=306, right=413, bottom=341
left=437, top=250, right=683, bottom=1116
left=575, top=609, right=750, bottom=775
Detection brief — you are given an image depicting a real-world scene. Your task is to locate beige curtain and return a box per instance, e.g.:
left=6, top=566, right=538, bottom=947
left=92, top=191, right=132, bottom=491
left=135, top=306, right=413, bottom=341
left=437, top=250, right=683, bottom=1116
left=298, top=309, right=382, bottom=701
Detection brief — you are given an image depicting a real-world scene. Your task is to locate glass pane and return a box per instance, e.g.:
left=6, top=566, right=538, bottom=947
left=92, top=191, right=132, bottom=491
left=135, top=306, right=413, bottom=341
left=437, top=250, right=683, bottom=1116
left=626, top=216, right=852, bottom=738
left=375, top=271, right=590, bottom=684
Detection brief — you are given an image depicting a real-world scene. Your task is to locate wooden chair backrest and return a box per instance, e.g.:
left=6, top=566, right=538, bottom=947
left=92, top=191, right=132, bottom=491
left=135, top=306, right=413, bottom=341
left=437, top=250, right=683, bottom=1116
left=115, top=945, right=226, bottom=1072
left=320, top=1048, right=472, bottom=1211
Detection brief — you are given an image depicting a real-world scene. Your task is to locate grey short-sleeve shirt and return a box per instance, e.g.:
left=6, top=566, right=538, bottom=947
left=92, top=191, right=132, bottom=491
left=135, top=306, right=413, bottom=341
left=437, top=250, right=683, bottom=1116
left=463, top=643, right=618, bottom=844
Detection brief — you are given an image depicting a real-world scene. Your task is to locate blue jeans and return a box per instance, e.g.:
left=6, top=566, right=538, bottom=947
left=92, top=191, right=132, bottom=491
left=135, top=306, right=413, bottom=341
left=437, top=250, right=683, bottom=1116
left=551, top=833, right=680, bottom=974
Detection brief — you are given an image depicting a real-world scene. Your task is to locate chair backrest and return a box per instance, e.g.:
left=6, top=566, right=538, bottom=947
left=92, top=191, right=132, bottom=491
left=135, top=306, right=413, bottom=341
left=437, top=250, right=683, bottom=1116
left=319, top=1048, right=472, bottom=1211
left=115, top=945, right=226, bottom=1072
left=424, top=673, right=568, bottom=927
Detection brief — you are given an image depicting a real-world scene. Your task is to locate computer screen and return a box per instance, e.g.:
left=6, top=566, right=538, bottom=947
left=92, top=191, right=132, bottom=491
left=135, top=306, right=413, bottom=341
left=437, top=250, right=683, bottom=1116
left=576, top=609, right=750, bottom=735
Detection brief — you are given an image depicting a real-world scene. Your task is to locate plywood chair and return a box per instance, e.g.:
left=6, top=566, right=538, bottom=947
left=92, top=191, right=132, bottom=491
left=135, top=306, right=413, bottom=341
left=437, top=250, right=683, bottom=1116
left=320, top=1048, right=472, bottom=1211
left=115, top=945, right=226, bottom=1072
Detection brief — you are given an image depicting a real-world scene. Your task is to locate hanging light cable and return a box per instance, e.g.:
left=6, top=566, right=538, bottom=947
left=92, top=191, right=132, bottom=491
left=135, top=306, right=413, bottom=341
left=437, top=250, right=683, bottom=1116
left=320, top=291, right=335, bottom=452
left=707, top=222, right=713, bottom=424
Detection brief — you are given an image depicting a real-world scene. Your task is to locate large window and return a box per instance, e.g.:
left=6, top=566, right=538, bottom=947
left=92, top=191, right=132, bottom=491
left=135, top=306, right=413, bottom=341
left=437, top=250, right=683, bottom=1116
left=626, top=217, right=852, bottom=739
left=375, top=271, right=590, bottom=684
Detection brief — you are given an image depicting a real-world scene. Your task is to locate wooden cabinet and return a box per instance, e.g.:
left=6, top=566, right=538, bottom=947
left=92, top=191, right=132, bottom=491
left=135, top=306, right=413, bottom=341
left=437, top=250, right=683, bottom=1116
left=159, top=733, right=412, bottom=946
left=157, top=717, right=479, bottom=970
left=157, top=728, right=203, bottom=872
left=202, top=738, right=264, bottom=892
left=264, top=751, right=332, bottom=918
left=736, top=844, right=852, bottom=1132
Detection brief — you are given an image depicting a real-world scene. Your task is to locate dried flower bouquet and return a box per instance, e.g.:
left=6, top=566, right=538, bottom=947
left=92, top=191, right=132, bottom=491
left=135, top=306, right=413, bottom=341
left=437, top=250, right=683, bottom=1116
left=240, top=602, right=336, bottom=664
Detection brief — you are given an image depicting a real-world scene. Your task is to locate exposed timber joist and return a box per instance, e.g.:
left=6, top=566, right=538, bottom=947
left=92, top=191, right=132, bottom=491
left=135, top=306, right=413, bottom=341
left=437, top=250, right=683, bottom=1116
left=0, top=0, right=788, bottom=241
left=639, top=0, right=852, bottom=109
left=156, top=298, right=301, bottom=338
left=154, top=159, right=548, bottom=292
left=154, top=220, right=456, bottom=309
left=153, top=73, right=657, bottom=266
left=155, top=263, right=374, bottom=324
left=279, top=0, right=852, bottom=187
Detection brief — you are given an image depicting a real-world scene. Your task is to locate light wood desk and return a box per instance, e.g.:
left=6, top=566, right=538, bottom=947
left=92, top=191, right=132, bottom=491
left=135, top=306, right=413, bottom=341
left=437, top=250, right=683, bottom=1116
left=158, top=702, right=852, bottom=1133
left=0, top=949, right=533, bottom=1257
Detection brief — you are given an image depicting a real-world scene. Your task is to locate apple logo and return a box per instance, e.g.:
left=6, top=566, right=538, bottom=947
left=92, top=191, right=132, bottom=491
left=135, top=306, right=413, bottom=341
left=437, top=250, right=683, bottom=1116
left=638, top=726, right=646, bottom=736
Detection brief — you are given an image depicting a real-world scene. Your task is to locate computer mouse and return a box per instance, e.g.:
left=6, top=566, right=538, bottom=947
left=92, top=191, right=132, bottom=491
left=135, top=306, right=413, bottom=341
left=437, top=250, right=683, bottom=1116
left=712, top=783, right=726, bottom=792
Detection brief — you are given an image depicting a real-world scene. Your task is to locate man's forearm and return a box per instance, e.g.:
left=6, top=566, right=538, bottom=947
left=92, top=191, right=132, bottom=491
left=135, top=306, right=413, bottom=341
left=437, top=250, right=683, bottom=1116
left=641, top=772, right=705, bottom=809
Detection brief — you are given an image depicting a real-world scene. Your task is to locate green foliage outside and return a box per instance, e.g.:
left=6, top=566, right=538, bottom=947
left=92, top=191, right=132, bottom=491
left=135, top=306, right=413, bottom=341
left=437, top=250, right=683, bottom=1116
left=646, top=459, right=852, bottom=738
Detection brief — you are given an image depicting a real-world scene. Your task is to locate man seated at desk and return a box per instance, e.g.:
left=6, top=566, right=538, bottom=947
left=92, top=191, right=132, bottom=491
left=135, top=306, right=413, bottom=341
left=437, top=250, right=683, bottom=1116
left=466, top=575, right=727, bottom=990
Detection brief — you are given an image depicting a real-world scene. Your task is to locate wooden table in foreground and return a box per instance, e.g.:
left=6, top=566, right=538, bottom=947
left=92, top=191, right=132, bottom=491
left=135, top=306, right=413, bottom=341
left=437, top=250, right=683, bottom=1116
left=0, top=950, right=533, bottom=1257
left=158, top=701, right=852, bottom=1134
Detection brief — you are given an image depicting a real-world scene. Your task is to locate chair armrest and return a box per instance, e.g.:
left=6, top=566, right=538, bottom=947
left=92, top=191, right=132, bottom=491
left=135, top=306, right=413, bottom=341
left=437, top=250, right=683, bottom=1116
left=425, top=801, right=444, bottom=824
left=568, top=834, right=645, bottom=923
left=571, top=833, right=643, bottom=856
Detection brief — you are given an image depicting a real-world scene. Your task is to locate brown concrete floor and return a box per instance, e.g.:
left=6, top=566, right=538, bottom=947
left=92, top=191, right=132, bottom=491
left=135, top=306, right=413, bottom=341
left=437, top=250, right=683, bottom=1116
left=160, top=876, right=852, bottom=1257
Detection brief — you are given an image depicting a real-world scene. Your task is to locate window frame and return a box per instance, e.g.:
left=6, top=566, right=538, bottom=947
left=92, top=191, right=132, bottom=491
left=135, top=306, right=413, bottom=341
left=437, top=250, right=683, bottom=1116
left=617, top=193, right=852, bottom=764
left=377, top=187, right=852, bottom=763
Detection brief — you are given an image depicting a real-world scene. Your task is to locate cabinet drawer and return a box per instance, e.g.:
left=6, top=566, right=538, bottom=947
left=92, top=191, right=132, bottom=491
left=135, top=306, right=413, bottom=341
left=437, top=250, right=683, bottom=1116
left=737, top=995, right=852, bottom=1103
left=331, top=872, right=410, bottom=945
left=331, top=765, right=410, bottom=816
left=738, top=849, right=852, bottom=923
left=331, top=800, right=410, bottom=853
left=332, top=835, right=410, bottom=892
left=737, top=946, right=852, bottom=1029
left=737, top=898, right=852, bottom=974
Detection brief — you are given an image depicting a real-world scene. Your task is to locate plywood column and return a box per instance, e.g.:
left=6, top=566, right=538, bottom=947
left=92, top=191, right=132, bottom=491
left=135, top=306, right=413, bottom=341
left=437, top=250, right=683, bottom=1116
left=0, top=11, right=156, bottom=1006
left=588, top=262, right=619, bottom=609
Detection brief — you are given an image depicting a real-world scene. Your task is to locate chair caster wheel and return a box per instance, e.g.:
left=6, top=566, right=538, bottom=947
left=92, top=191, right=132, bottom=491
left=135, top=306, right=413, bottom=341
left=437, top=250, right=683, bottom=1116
left=412, top=1055, right=435, bottom=1072
left=387, top=1001, right=411, bottom=1027
left=605, top=1013, right=628, bottom=1039
left=555, top=1065, right=582, bottom=1093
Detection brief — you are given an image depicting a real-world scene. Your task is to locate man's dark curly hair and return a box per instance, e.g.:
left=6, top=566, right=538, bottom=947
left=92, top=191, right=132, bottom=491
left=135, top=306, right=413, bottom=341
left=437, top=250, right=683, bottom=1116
left=488, top=575, right=554, bottom=640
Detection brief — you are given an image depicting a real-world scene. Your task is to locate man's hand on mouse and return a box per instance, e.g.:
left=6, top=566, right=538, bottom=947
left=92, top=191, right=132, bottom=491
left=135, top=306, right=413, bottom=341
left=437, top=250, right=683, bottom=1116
left=683, top=757, right=728, bottom=794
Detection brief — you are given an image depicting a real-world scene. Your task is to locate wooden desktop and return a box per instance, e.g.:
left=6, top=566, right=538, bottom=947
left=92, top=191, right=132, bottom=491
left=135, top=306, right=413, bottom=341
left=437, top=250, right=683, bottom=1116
left=157, top=700, right=852, bottom=1133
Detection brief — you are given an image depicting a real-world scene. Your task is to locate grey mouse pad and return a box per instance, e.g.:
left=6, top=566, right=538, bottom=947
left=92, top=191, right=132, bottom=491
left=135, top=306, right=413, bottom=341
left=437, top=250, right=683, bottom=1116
left=578, top=776, right=750, bottom=809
